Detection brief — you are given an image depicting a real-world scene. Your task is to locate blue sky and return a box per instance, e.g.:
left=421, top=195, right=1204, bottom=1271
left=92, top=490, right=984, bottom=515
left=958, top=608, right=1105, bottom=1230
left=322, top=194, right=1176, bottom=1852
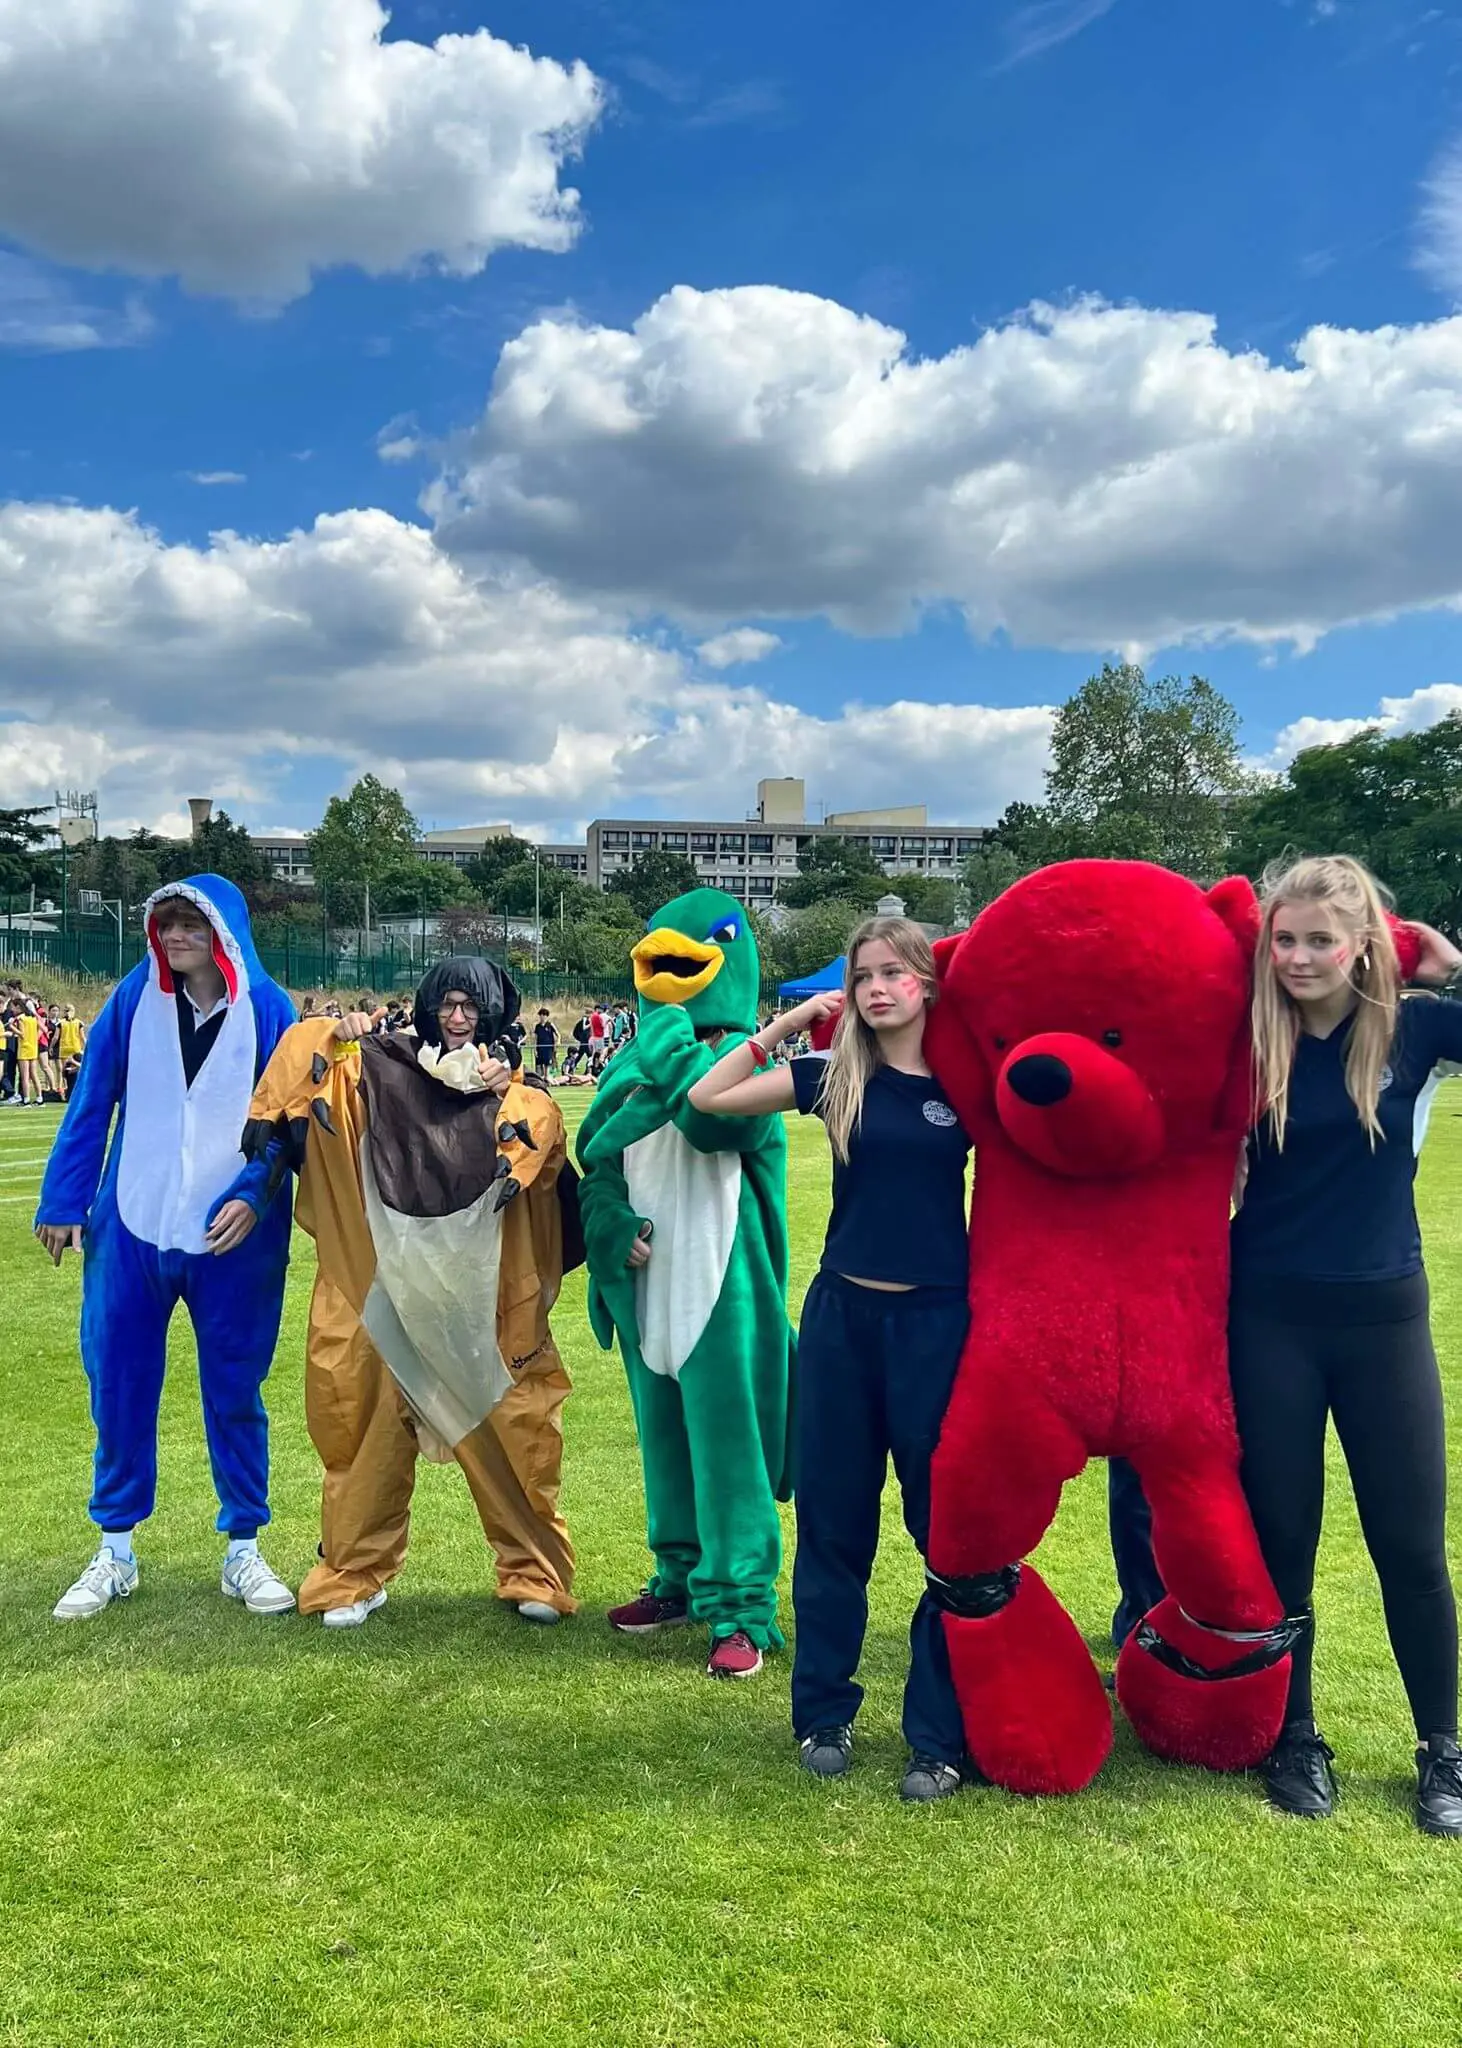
left=2, top=0, right=1461, bottom=836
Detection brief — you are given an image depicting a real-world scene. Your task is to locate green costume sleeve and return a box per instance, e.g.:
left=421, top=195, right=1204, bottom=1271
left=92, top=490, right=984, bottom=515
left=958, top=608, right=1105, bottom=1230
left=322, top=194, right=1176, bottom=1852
left=633, top=1005, right=780, bottom=1157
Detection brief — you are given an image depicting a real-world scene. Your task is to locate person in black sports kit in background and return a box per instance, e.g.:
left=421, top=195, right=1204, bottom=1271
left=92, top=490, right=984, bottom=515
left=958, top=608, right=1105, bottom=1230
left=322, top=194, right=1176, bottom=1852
left=689, top=915, right=974, bottom=1802
left=1229, top=854, right=1462, bottom=1835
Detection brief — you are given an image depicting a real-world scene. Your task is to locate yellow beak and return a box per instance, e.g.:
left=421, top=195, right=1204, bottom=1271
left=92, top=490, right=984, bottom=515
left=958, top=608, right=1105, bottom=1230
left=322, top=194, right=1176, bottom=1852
left=631, top=928, right=725, bottom=1006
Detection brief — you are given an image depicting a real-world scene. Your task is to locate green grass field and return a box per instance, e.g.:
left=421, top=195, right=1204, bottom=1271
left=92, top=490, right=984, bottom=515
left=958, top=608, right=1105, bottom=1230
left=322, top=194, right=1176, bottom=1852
left=4, top=1092, right=1462, bottom=2047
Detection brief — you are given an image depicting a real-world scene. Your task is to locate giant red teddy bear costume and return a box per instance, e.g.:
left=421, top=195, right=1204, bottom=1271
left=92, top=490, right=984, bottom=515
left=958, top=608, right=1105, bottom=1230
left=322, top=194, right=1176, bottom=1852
left=921, top=859, right=1297, bottom=1797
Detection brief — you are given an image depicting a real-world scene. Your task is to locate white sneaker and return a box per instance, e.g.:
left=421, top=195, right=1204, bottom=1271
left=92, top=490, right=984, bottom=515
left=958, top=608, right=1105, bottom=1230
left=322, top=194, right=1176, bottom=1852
left=517, top=1600, right=562, bottom=1625
left=322, top=1589, right=387, bottom=1629
left=53, top=1547, right=138, bottom=1621
left=221, top=1550, right=296, bottom=1616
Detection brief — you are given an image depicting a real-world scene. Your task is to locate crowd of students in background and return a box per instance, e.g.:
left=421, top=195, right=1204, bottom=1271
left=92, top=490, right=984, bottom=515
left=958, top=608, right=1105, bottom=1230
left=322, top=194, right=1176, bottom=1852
left=1, top=982, right=85, bottom=1107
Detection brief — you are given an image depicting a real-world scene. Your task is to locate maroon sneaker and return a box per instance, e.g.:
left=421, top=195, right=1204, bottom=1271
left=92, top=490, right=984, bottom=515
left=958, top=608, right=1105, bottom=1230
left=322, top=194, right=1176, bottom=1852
left=707, top=1630, right=764, bottom=1680
left=608, top=1588, right=689, bottom=1634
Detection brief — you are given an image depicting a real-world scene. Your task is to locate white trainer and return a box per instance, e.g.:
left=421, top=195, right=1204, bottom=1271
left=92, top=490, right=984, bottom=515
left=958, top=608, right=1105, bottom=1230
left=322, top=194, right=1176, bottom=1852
left=517, top=1600, right=562, bottom=1626
left=322, top=1589, right=387, bottom=1629
left=221, top=1550, right=296, bottom=1616
left=53, top=1547, right=138, bottom=1621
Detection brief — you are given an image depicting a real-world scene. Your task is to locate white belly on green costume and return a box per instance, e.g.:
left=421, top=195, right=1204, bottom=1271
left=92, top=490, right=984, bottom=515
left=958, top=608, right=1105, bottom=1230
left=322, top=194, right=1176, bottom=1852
left=623, top=1120, right=741, bottom=1381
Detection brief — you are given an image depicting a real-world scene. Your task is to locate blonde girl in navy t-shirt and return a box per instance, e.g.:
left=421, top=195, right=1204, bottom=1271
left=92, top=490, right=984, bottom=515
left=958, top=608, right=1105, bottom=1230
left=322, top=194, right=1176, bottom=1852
left=688, top=916, right=973, bottom=1801
left=1233, top=855, right=1462, bottom=1836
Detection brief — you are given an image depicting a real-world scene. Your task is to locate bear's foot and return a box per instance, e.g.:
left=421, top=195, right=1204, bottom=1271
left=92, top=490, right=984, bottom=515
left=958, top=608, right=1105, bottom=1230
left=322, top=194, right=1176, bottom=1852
left=939, top=1563, right=1112, bottom=1796
left=1115, top=1594, right=1294, bottom=1772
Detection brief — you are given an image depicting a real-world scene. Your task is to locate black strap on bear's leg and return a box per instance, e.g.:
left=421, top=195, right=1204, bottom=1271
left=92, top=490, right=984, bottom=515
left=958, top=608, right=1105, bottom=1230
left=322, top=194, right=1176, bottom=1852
left=1131, top=1611, right=1305, bottom=1683
left=924, top=1563, right=1022, bottom=1619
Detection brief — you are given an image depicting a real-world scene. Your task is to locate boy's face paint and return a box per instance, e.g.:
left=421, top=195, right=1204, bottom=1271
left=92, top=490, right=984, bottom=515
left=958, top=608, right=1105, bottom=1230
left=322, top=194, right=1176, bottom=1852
left=154, top=904, right=217, bottom=981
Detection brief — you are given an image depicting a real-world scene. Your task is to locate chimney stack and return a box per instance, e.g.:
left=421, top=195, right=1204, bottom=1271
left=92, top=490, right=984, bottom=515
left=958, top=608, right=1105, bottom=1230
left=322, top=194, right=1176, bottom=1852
left=187, top=797, right=214, bottom=838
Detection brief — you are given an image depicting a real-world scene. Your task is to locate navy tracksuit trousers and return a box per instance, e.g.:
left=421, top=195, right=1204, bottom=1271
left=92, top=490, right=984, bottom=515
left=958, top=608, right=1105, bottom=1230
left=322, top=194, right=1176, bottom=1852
left=791, top=1273, right=968, bottom=1762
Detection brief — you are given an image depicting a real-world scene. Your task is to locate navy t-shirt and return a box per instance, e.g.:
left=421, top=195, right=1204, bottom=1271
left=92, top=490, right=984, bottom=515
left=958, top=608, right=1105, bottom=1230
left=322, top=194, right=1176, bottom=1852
left=1231, top=994, right=1462, bottom=1284
left=791, top=1055, right=970, bottom=1288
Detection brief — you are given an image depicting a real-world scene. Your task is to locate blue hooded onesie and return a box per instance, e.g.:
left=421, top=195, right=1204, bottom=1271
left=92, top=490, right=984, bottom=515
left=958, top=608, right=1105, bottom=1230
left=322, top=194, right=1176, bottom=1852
left=36, top=876, right=296, bottom=1536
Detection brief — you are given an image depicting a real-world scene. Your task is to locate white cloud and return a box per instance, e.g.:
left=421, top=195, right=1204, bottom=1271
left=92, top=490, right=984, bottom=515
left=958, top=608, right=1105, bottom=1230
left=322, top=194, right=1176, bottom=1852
left=995, top=0, right=1120, bottom=71
left=430, top=285, right=1462, bottom=656
left=0, top=250, right=152, bottom=352
left=695, top=628, right=783, bottom=669
left=1420, top=137, right=1462, bottom=300
left=184, top=471, right=246, bottom=487
left=0, top=499, right=1049, bottom=833
left=1262, top=683, right=1462, bottom=767
left=0, top=0, right=603, bottom=305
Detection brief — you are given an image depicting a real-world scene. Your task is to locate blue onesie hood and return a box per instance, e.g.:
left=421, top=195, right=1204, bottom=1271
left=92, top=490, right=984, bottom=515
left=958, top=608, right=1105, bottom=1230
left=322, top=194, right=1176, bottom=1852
left=142, top=873, right=264, bottom=1002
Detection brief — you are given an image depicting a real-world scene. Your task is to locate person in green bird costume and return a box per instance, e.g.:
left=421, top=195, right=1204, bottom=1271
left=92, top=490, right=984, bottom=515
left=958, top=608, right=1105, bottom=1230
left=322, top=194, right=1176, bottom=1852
left=577, top=887, right=795, bottom=1680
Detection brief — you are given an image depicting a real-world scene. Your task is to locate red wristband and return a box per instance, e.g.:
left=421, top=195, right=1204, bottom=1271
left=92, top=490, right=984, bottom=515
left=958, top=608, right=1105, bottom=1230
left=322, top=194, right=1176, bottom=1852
left=748, top=1037, right=771, bottom=1068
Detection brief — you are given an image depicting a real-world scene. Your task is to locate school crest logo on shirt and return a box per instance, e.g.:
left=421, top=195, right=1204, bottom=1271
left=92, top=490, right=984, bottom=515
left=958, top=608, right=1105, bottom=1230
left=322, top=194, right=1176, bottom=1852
left=1380, top=1064, right=1394, bottom=1092
left=922, top=1100, right=959, bottom=1128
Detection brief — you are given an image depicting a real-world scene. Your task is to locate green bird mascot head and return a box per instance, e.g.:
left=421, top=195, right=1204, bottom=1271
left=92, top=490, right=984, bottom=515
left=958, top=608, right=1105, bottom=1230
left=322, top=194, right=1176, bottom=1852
left=630, top=887, right=761, bottom=1038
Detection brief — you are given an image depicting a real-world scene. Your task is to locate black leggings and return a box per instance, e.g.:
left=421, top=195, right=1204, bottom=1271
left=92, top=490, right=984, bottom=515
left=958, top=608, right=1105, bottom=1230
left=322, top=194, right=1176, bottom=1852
left=1229, top=1273, right=1457, bottom=1739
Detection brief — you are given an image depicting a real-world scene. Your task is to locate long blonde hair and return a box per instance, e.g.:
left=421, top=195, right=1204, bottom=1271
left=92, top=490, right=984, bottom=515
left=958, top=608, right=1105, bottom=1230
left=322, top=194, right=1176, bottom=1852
left=820, top=917, right=937, bottom=1163
left=1253, top=854, right=1400, bottom=1147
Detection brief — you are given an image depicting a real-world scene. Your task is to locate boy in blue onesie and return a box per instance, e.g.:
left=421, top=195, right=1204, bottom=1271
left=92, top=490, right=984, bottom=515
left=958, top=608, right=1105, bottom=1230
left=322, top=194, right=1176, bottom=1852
left=35, top=877, right=297, bottom=1621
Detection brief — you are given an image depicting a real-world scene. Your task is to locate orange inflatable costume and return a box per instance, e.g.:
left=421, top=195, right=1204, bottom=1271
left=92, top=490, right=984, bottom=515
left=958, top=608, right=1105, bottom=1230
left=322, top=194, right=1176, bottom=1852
left=244, top=959, right=577, bottom=1620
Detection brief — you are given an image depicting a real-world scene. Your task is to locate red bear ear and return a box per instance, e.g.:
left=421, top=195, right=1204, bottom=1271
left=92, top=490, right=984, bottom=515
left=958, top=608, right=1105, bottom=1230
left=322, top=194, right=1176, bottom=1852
left=1386, top=914, right=1422, bottom=981
left=1205, top=875, right=1260, bottom=960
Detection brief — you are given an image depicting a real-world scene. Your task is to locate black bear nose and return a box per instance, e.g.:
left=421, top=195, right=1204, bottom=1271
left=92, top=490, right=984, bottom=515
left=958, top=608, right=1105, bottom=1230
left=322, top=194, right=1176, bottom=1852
left=1006, top=1053, right=1072, bottom=1106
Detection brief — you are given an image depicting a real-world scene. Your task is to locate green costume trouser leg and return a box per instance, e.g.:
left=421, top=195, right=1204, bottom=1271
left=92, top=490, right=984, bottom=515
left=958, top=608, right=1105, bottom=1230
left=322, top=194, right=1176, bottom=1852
left=623, top=1284, right=787, bottom=1650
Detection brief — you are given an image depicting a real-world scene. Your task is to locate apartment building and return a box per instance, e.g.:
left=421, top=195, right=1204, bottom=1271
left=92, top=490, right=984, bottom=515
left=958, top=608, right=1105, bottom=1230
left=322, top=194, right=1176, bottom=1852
left=251, top=825, right=588, bottom=889
left=586, top=780, right=991, bottom=901
left=251, top=780, right=987, bottom=906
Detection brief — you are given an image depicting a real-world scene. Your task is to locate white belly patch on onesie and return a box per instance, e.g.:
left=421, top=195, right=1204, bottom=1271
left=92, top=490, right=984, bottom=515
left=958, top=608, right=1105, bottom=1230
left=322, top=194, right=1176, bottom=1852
left=623, top=1120, right=742, bottom=1381
left=359, top=1141, right=514, bottom=1447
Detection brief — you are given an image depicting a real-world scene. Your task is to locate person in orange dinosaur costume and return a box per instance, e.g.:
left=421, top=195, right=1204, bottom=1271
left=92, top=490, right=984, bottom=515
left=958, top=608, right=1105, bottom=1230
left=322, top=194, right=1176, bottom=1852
left=921, top=860, right=1297, bottom=1797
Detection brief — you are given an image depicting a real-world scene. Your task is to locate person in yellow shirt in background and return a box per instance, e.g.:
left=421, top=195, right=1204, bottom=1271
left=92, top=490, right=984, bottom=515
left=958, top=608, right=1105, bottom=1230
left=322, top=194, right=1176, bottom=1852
left=57, top=1006, right=86, bottom=1100
left=14, top=1002, right=42, bottom=1107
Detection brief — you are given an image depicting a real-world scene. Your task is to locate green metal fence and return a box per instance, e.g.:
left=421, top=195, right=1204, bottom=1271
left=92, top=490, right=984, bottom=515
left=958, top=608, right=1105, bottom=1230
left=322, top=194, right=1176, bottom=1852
left=0, top=926, right=786, bottom=1011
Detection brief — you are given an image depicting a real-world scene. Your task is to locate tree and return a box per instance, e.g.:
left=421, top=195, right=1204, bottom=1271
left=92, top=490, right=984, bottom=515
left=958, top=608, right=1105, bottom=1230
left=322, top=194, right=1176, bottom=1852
left=72, top=833, right=162, bottom=917
left=540, top=888, right=643, bottom=979
left=307, top=776, right=419, bottom=930
left=777, top=836, right=886, bottom=910
left=462, top=834, right=540, bottom=898
left=374, top=858, right=474, bottom=917
left=155, top=808, right=272, bottom=900
left=1015, top=664, right=1247, bottom=878
left=606, top=847, right=699, bottom=918
left=1227, top=714, right=1462, bottom=936
left=0, top=806, right=59, bottom=904
left=772, top=898, right=868, bottom=982
left=885, top=872, right=961, bottom=928
left=959, top=841, right=1030, bottom=919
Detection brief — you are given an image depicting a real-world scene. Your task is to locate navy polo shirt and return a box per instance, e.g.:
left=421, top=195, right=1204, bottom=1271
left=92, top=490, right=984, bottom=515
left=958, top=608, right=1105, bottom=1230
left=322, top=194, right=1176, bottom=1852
left=791, top=1055, right=971, bottom=1288
left=1231, top=995, right=1462, bottom=1284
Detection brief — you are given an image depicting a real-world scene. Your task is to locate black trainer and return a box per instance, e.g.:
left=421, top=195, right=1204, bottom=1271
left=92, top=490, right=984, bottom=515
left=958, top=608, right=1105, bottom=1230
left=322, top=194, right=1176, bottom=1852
left=899, top=1753, right=965, bottom=1803
left=798, top=1725, right=853, bottom=1779
left=1262, top=1721, right=1337, bottom=1819
left=1416, top=1736, right=1462, bottom=1838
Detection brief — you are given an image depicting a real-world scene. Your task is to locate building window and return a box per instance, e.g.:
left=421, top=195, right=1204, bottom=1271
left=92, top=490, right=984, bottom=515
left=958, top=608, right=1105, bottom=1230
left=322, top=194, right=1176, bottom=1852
left=748, top=833, right=773, bottom=854
left=900, top=838, right=927, bottom=857
left=691, top=832, right=717, bottom=852
left=631, top=831, right=658, bottom=850
left=602, top=830, right=629, bottom=848
left=748, top=878, right=774, bottom=897
left=927, top=838, right=952, bottom=857
left=719, top=833, right=745, bottom=852
left=956, top=837, right=982, bottom=856
left=663, top=832, right=688, bottom=850
left=871, top=836, right=896, bottom=856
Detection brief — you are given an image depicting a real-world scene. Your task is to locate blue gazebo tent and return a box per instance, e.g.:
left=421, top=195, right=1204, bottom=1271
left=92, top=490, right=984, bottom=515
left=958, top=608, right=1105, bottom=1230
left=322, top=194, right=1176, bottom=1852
left=777, top=955, right=845, bottom=1001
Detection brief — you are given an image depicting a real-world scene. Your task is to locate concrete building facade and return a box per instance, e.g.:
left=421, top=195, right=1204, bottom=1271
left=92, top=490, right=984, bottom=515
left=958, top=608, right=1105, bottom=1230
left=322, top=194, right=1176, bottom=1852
left=251, top=779, right=988, bottom=907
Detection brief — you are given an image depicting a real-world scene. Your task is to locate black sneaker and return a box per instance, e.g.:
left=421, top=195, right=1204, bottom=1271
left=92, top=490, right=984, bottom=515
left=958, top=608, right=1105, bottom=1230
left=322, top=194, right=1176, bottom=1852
left=899, top=1753, right=965, bottom=1803
left=1416, top=1736, right=1462, bottom=1838
left=798, top=1725, right=853, bottom=1779
left=1262, top=1722, right=1337, bottom=1819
